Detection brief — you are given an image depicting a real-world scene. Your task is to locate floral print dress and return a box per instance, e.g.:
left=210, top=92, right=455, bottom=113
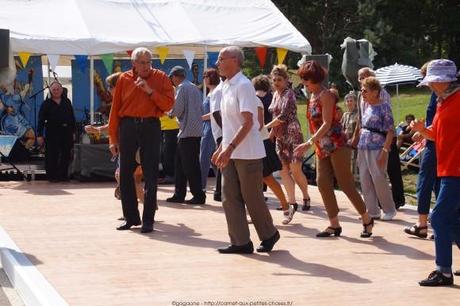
left=307, top=90, right=347, bottom=159
left=269, top=88, right=304, bottom=163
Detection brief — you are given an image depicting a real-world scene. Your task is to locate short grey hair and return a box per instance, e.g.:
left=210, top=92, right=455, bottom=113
left=221, top=46, right=244, bottom=66
left=131, top=47, right=152, bottom=61
left=358, top=67, right=376, bottom=77
left=344, top=91, right=357, bottom=102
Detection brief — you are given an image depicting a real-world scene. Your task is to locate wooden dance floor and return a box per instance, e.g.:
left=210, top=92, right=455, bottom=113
left=0, top=180, right=458, bottom=305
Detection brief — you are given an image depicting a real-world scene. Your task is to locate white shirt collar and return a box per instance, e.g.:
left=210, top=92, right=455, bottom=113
left=225, top=71, right=243, bottom=86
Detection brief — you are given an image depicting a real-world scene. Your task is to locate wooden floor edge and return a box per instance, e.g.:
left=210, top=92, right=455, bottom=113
left=0, top=226, right=68, bottom=306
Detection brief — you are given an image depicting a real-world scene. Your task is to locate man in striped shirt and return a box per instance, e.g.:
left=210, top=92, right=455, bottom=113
left=166, top=66, right=206, bottom=205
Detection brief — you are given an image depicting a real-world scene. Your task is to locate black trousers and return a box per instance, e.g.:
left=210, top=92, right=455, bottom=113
left=45, top=137, right=73, bottom=181
left=160, top=129, right=179, bottom=178
left=119, top=117, right=160, bottom=226
left=174, top=137, right=205, bottom=200
left=387, top=137, right=405, bottom=207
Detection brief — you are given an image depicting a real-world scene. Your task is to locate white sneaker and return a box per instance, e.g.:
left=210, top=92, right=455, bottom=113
left=382, top=211, right=397, bottom=221
left=282, top=204, right=297, bottom=225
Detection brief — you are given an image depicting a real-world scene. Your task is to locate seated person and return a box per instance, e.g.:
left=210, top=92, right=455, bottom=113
left=396, top=114, right=416, bottom=149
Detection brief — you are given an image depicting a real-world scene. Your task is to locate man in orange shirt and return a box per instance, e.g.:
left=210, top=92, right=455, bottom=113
left=108, top=47, right=175, bottom=233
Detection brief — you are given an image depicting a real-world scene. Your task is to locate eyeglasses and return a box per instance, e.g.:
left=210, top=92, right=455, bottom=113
left=135, top=60, right=152, bottom=66
left=217, top=56, right=235, bottom=63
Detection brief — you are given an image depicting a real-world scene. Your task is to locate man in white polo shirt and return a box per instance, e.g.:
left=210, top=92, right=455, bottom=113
left=212, top=46, right=279, bottom=254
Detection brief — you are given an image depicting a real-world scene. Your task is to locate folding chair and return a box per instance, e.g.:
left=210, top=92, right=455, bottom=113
left=0, top=135, right=29, bottom=180
left=400, top=139, right=425, bottom=170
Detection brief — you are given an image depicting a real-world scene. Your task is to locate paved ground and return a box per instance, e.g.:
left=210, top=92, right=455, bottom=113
left=0, top=179, right=459, bottom=306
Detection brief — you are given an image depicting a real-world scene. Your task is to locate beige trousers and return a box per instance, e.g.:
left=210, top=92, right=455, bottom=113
left=222, top=159, right=277, bottom=246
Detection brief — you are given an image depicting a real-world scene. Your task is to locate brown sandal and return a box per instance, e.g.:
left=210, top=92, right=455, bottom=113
left=404, top=224, right=428, bottom=238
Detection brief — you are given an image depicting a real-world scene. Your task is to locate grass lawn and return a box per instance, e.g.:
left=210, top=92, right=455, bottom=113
left=296, top=88, right=433, bottom=205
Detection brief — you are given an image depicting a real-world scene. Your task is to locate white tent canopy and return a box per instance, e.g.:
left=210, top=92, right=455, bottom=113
left=0, top=0, right=312, bottom=55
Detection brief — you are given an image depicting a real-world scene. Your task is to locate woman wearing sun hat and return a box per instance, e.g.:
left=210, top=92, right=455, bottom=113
left=411, top=59, right=460, bottom=286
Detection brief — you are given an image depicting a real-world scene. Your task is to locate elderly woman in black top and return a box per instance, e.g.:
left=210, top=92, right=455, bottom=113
left=37, top=81, right=76, bottom=182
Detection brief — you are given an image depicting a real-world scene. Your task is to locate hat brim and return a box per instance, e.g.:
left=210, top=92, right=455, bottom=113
left=417, top=75, right=457, bottom=87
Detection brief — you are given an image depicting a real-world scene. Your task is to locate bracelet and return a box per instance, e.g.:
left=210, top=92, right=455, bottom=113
left=382, top=147, right=389, bottom=153
left=306, top=138, right=313, bottom=146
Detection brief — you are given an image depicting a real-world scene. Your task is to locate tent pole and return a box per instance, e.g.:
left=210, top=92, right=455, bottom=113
left=203, top=46, right=208, bottom=100
left=396, top=84, right=400, bottom=122
left=47, top=58, right=51, bottom=84
left=90, top=56, right=94, bottom=124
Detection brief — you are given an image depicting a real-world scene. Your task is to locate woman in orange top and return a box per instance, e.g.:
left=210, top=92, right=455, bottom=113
left=412, top=59, right=460, bottom=287
left=294, top=60, right=373, bottom=238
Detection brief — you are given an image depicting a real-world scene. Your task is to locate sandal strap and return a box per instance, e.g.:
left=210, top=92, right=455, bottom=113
left=363, top=219, right=374, bottom=227
left=362, top=219, right=374, bottom=233
left=412, top=225, right=428, bottom=230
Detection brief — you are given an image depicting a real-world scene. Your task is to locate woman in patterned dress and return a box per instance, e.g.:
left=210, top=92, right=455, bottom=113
left=267, top=65, right=311, bottom=214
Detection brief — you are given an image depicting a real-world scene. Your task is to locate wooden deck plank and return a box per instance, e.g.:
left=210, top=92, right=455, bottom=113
left=0, top=180, right=458, bottom=306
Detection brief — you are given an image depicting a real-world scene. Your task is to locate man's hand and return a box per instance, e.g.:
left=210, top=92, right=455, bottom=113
left=211, top=145, right=222, bottom=165
left=135, top=77, right=153, bottom=96
left=109, top=143, right=119, bottom=157
left=215, top=147, right=233, bottom=169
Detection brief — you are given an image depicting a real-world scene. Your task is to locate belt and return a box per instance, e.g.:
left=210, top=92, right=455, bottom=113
left=362, top=126, right=387, bottom=136
left=122, top=116, right=157, bottom=123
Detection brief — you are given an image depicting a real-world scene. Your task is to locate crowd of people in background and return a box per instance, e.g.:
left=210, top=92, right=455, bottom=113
left=34, top=46, right=460, bottom=287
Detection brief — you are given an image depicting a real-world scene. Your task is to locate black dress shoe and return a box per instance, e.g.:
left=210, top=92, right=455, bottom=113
left=257, top=230, right=280, bottom=253
left=419, top=270, right=454, bottom=286
left=317, top=226, right=342, bottom=237
left=185, top=197, right=206, bottom=205
left=166, top=195, right=185, bottom=203
left=213, top=194, right=222, bottom=202
left=218, top=241, right=254, bottom=254
left=116, top=221, right=141, bottom=230
left=454, top=270, right=460, bottom=276
left=141, top=226, right=153, bottom=233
